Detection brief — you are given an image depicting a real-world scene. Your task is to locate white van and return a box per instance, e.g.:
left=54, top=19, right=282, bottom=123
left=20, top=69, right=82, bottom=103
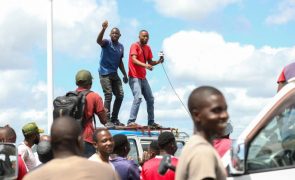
left=227, top=80, right=295, bottom=179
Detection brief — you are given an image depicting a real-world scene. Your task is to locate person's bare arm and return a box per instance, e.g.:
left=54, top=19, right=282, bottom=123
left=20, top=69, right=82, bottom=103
left=119, top=59, right=128, bottom=83
left=147, top=55, right=164, bottom=66
left=131, top=55, right=153, bottom=70
left=97, top=109, right=107, bottom=125
left=96, top=20, right=108, bottom=46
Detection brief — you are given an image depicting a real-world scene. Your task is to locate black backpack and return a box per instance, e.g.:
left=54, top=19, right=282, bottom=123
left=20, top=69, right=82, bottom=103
left=53, top=90, right=92, bottom=126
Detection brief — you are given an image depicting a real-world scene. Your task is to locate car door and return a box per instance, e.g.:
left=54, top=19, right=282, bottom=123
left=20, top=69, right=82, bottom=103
left=229, top=88, right=295, bottom=179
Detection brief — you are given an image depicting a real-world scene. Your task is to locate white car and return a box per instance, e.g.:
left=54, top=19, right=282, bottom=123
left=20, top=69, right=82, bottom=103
left=227, top=80, right=295, bottom=179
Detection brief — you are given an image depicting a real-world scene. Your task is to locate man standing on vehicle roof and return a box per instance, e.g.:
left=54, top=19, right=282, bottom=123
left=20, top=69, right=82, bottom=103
left=176, top=86, right=228, bottom=180
left=97, top=20, right=128, bottom=127
left=127, top=30, right=164, bottom=128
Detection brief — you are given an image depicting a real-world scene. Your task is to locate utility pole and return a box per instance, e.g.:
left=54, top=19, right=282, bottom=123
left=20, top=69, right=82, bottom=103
left=47, top=0, right=54, bottom=132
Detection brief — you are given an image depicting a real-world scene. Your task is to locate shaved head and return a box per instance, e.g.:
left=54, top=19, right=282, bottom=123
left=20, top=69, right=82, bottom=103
left=139, top=29, right=148, bottom=35
left=51, top=116, right=82, bottom=156
left=188, top=86, right=228, bottom=139
left=188, top=86, right=223, bottom=114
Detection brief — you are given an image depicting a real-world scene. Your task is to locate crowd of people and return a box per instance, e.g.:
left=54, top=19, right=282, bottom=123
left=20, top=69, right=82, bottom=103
left=0, top=20, right=249, bottom=180
left=1, top=86, right=232, bottom=180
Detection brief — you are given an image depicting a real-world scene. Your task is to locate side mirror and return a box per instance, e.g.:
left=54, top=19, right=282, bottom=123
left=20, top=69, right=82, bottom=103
left=229, top=140, right=245, bottom=175
left=0, top=143, right=18, bottom=180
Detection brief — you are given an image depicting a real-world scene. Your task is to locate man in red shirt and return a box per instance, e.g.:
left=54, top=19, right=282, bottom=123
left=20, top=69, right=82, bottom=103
left=127, top=30, right=164, bottom=128
left=141, top=132, right=178, bottom=180
left=75, top=70, right=108, bottom=157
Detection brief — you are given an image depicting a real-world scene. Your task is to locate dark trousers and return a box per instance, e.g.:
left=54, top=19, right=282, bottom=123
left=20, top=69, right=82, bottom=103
left=100, top=73, right=124, bottom=122
left=83, top=141, right=95, bottom=158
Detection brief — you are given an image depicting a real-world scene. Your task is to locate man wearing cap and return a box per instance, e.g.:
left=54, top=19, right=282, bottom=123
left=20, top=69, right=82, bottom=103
left=18, top=122, right=44, bottom=171
left=97, top=20, right=128, bottom=126
left=75, top=69, right=108, bottom=158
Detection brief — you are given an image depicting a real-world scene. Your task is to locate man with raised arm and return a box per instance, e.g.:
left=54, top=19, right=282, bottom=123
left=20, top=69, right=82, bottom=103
left=97, top=20, right=128, bottom=126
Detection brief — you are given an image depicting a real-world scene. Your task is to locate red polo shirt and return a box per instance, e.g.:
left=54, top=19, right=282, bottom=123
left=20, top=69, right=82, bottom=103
left=128, top=42, right=153, bottom=79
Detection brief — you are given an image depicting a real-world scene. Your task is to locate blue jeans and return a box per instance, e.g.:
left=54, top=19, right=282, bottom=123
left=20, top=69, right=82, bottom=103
left=128, top=78, right=154, bottom=125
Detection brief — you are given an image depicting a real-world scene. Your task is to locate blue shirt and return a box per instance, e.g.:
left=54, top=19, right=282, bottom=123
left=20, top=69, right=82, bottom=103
left=98, top=39, right=124, bottom=75
left=110, top=156, right=140, bottom=180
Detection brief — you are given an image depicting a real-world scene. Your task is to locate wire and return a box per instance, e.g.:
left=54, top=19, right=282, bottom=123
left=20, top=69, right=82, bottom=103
left=160, top=63, right=191, bottom=118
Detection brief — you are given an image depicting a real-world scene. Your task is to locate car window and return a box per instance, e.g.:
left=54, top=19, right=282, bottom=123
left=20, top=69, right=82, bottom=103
left=246, top=92, right=295, bottom=172
left=140, top=139, right=185, bottom=157
left=175, top=141, right=185, bottom=157
left=128, top=139, right=139, bottom=165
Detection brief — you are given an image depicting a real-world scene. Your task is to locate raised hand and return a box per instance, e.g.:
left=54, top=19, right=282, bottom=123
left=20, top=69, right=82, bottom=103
left=102, top=20, right=108, bottom=30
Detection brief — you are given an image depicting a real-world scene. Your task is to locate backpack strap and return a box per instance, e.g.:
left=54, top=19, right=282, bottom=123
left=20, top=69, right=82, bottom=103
left=77, top=90, right=96, bottom=129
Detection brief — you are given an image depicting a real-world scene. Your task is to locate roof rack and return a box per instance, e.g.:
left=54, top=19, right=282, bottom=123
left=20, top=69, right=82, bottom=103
left=108, top=125, right=182, bottom=137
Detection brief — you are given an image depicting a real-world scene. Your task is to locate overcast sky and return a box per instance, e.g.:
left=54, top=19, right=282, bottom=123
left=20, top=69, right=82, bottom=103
left=1, top=0, right=295, bottom=142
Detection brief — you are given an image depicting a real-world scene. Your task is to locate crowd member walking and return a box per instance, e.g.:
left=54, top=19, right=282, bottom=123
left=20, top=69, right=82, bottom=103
left=141, top=132, right=178, bottom=180
left=110, top=134, right=140, bottom=180
left=18, top=122, right=44, bottom=171
left=0, top=125, right=27, bottom=180
left=97, top=20, right=128, bottom=126
left=88, top=128, right=114, bottom=169
left=176, top=86, right=228, bottom=180
left=24, top=116, right=119, bottom=180
left=127, top=30, right=164, bottom=128
left=75, top=69, right=108, bottom=157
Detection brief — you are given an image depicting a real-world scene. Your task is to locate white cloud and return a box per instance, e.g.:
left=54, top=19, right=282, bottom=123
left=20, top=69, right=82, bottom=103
left=53, top=0, right=120, bottom=58
left=162, top=31, right=292, bottom=88
left=155, top=30, right=295, bottom=137
left=266, top=0, right=295, bottom=25
left=0, top=0, right=46, bottom=70
left=0, top=0, right=120, bottom=141
left=152, top=0, right=239, bottom=20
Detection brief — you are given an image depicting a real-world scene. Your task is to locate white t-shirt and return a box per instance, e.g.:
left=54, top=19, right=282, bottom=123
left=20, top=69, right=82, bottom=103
left=88, top=153, right=115, bottom=170
left=18, top=142, right=37, bottom=171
